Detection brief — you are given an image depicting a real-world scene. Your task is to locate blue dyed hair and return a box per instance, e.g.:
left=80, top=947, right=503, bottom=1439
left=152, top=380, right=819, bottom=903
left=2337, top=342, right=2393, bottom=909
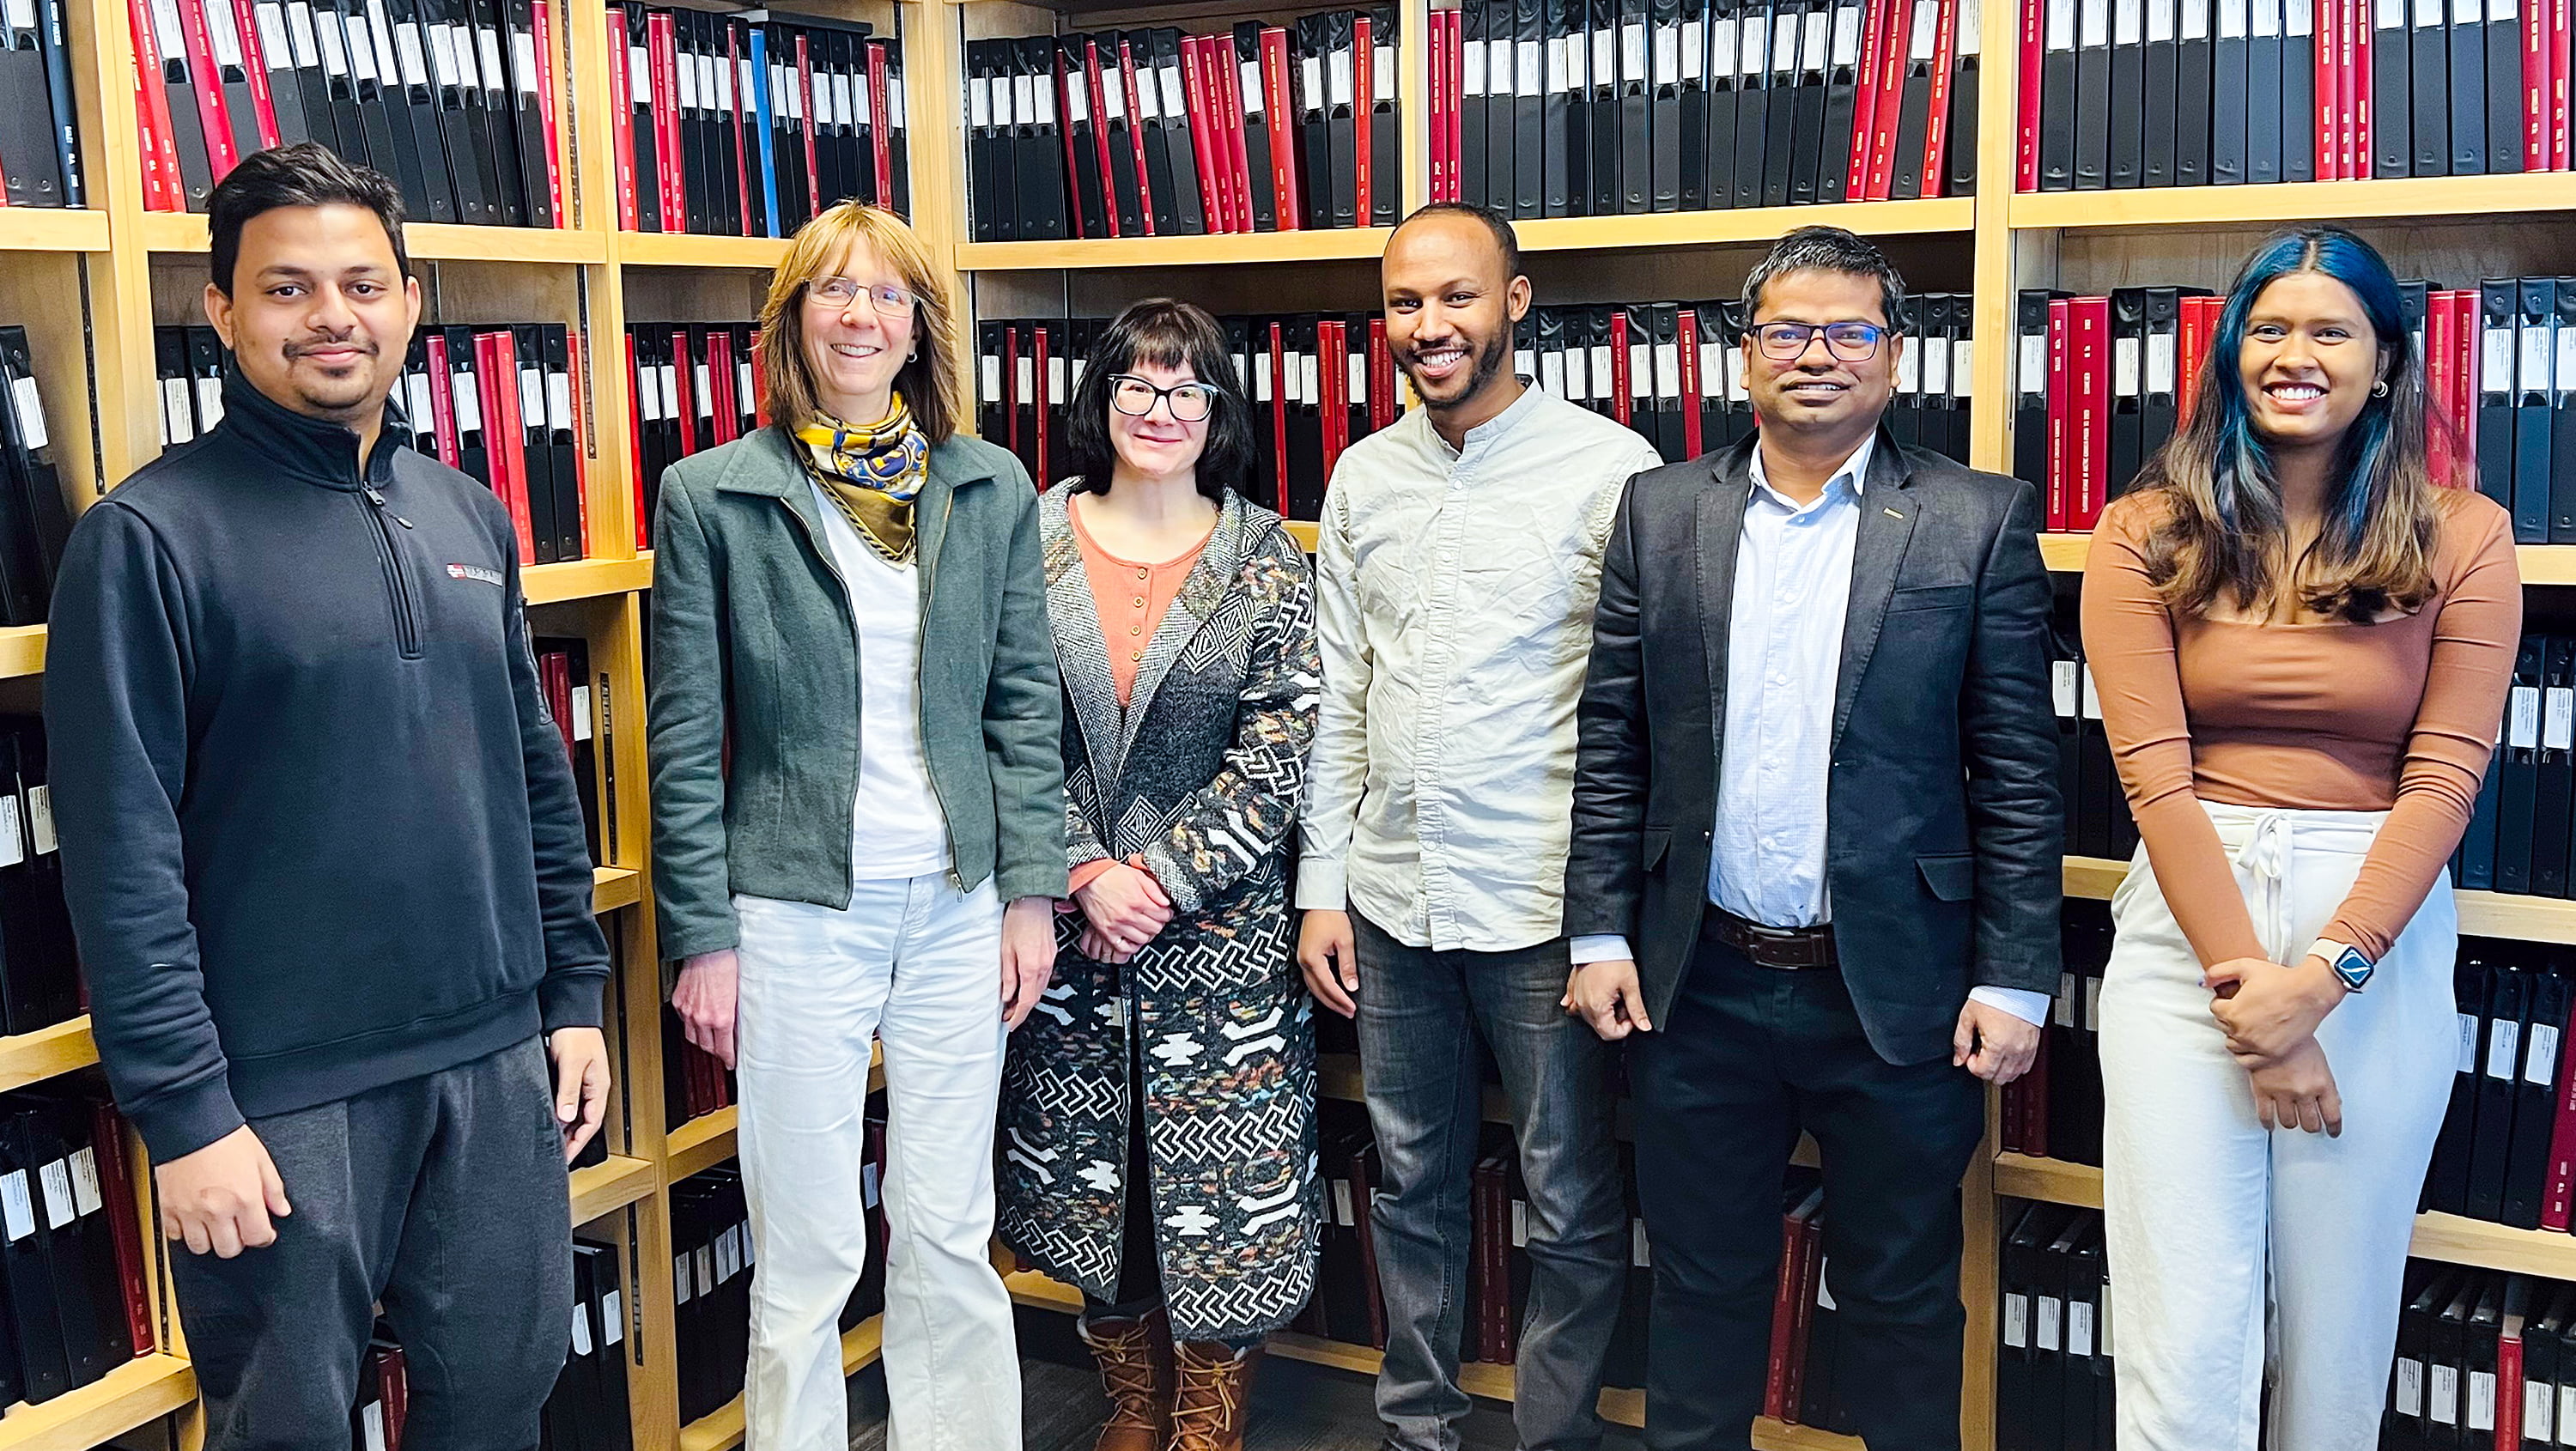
left=2136, top=226, right=2443, bottom=622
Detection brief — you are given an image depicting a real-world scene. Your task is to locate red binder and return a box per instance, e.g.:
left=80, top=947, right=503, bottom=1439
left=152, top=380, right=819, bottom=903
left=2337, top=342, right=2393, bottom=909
left=227, top=0, right=281, bottom=149
left=175, top=0, right=240, bottom=179
left=1783, top=1211, right=1826, bottom=1422
left=1033, top=323, right=1052, bottom=484
left=480, top=331, right=538, bottom=565
left=1318, top=318, right=1344, bottom=480
left=2451, top=288, right=2477, bottom=489
left=866, top=39, right=892, bottom=208
left=2313, top=0, right=2340, bottom=178
left=2070, top=294, right=2109, bottom=529
left=87, top=1104, right=154, bottom=1358
left=1608, top=310, right=1634, bottom=427
left=1763, top=1188, right=1820, bottom=1419
left=2552, top=0, right=2569, bottom=168
left=1678, top=307, right=1705, bottom=458
left=1850, top=0, right=1893, bottom=194
left=1427, top=8, right=1449, bottom=202
left=1261, top=26, right=1303, bottom=225
left=1120, top=34, right=1158, bottom=234
left=532, top=0, right=562, bottom=223
left=423, top=334, right=459, bottom=467
left=1868, top=0, right=1917, bottom=198
left=1084, top=38, right=1121, bottom=237
left=668, top=326, right=697, bottom=458
left=1921, top=0, right=1962, bottom=193
left=2525, top=0, right=2553, bottom=167
left=127, top=0, right=184, bottom=209
left=2044, top=297, right=2070, bottom=529
left=605, top=8, right=636, bottom=228
left=1220, top=30, right=1257, bottom=229
left=1368, top=316, right=1394, bottom=432
left=2176, top=293, right=2214, bottom=429
left=2016, top=0, right=2045, bottom=189
left=1187, top=33, right=1232, bottom=232
left=1056, top=41, right=1090, bottom=239
left=795, top=34, right=821, bottom=221
left=649, top=11, right=683, bottom=230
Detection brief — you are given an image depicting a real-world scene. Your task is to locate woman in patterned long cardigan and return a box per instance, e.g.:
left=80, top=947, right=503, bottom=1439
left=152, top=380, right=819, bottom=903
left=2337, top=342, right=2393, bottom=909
left=996, top=300, right=1321, bottom=1451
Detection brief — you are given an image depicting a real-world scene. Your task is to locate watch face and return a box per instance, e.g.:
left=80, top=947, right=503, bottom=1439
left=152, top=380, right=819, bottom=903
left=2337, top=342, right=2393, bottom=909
left=2332, top=948, right=2373, bottom=990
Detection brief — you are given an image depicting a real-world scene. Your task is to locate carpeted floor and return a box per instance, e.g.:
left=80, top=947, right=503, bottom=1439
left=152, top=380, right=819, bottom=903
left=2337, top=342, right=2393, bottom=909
left=844, top=1308, right=1649, bottom=1450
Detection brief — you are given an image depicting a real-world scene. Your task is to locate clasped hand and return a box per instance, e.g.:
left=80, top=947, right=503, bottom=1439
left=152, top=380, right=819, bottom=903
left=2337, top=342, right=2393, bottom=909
left=2206, top=954, right=2348, bottom=1137
left=1072, top=861, right=1172, bottom=965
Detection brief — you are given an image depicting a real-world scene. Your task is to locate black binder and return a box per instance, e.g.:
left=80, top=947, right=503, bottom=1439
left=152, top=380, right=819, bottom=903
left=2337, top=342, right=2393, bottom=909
left=1103, top=35, right=1141, bottom=237
left=964, top=40, right=998, bottom=240
left=0, top=1094, right=70, bottom=1403
left=2041, top=0, right=2079, bottom=187
left=1756, top=0, right=1795, bottom=205
left=2015, top=289, right=2052, bottom=491
left=2470, top=961, right=2530, bottom=1220
left=2432, top=959, right=2486, bottom=1214
left=2446, top=0, right=2482, bottom=173
left=505, top=0, right=551, bottom=226
left=2484, top=0, right=2518, bottom=171
left=2245, top=0, right=2281, bottom=184
left=1461, top=0, right=1490, bottom=206
left=2507, top=965, right=2572, bottom=1226
left=1297, top=17, right=1333, bottom=230
left=1545, top=0, right=1579, bottom=211
left=144, top=0, right=217, bottom=209
left=2110, top=288, right=2145, bottom=496
left=200, top=0, right=265, bottom=167
left=1816, top=0, right=1861, bottom=200
left=384, top=0, right=457, bottom=222
left=2543, top=639, right=2576, bottom=900
left=2371, top=0, right=2409, bottom=173
left=2480, top=279, right=2518, bottom=520
left=1648, top=0, right=1681, bottom=209
left=426, top=0, right=489, bottom=223
left=1594, top=0, right=1624, bottom=213
left=620, top=6, right=657, bottom=231
left=0, top=327, right=69, bottom=619
left=1619, top=0, right=1651, bottom=209
left=1948, top=0, right=1982, bottom=195
left=2141, top=287, right=2184, bottom=465
left=461, top=0, right=517, bottom=224
left=284, top=0, right=340, bottom=163
left=1331, top=13, right=1365, bottom=227
left=308, top=0, right=369, bottom=169
left=2555, top=280, right=2576, bottom=547
left=445, top=325, right=489, bottom=489
left=1512, top=0, right=1545, bottom=216
left=2144, top=0, right=2178, bottom=185
left=1025, top=36, right=1070, bottom=240
left=1369, top=9, right=1397, bottom=224
left=2071, top=0, right=2111, bottom=186
left=1234, top=25, right=1276, bottom=230
left=2281, top=0, right=2313, bottom=179
left=1156, top=27, right=1205, bottom=234
left=2516, top=277, right=2555, bottom=545
left=2109, top=0, right=2146, bottom=185
left=539, top=325, right=579, bottom=562
left=2175, top=0, right=2213, bottom=183
left=343, top=0, right=421, bottom=222
left=2410, top=0, right=2447, bottom=172
left=1055, top=39, right=1098, bottom=240
left=2499, top=636, right=2544, bottom=895
left=1706, top=0, right=1745, bottom=207
left=1789, top=0, right=1831, bottom=202
left=2209, top=0, right=2248, bottom=180
left=1675, top=0, right=1708, bottom=208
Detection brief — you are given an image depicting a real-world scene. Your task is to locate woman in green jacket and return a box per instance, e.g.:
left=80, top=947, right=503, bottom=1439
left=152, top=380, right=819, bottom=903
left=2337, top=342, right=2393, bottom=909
left=645, top=201, right=1066, bottom=1451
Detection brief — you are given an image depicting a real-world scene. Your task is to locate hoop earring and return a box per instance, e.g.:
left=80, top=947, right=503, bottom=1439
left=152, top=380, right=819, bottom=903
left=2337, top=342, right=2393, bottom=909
left=2372, top=379, right=2390, bottom=397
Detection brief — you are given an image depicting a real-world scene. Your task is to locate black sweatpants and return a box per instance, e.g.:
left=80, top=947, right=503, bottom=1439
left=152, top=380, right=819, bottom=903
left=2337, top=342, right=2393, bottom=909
left=168, top=1039, right=574, bottom=1451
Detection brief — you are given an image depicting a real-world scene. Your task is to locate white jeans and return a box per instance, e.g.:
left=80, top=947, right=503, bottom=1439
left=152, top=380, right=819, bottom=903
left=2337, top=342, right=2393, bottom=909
left=2099, top=802, right=2458, bottom=1451
left=732, top=875, right=1021, bottom=1451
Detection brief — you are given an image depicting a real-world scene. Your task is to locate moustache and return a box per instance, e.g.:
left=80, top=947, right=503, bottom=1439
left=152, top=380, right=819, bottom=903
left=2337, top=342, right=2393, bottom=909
left=289, top=337, right=376, bottom=359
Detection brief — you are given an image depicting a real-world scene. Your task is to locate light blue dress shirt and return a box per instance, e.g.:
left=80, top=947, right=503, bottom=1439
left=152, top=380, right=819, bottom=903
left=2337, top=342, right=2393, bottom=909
left=1571, top=436, right=2047, bottom=1029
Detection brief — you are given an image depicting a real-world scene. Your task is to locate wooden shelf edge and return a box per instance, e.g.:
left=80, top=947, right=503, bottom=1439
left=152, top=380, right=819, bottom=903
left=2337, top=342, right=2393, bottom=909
left=568, top=1154, right=655, bottom=1225
left=954, top=228, right=1394, bottom=271
left=592, top=866, right=642, bottom=914
left=0, top=210, right=111, bottom=255
left=0, top=1354, right=196, bottom=1451
left=665, top=1106, right=739, bottom=1182
left=619, top=233, right=794, bottom=270
left=2068, top=853, right=2576, bottom=945
left=524, top=556, right=653, bottom=604
left=0, top=1018, right=97, bottom=1096
left=1516, top=198, right=1976, bottom=253
left=0, top=626, right=46, bottom=682
left=677, top=1317, right=883, bottom=1451
left=2063, top=856, right=2127, bottom=902
left=2011, top=173, right=2576, bottom=231
left=135, top=211, right=602, bottom=262
left=1995, top=1153, right=2576, bottom=1278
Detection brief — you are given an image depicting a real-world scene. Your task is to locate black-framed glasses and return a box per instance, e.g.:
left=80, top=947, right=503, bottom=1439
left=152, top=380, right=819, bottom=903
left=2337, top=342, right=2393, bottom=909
left=1750, top=321, right=1887, bottom=362
left=1109, top=373, right=1219, bottom=422
left=809, top=277, right=917, bottom=317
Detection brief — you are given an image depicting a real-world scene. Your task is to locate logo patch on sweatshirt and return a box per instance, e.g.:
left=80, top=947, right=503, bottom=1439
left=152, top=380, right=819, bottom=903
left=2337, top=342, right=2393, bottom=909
left=447, top=563, right=504, bottom=587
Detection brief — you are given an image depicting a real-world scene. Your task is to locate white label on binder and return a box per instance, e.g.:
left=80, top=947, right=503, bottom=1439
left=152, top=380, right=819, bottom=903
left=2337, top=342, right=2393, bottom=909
left=2397, top=1357, right=2424, bottom=1415
left=2020, top=333, right=2047, bottom=392
left=1009, top=70, right=1031, bottom=124
left=2081, top=664, right=2104, bottom=719
left=1163, top=63, right=1185, bottom=114
left=2532, top=1380, right=2558, bottom=1443
left=1654, top=23, right=1680, bottom=82
left=570, top=1308, right=592, bottom=1356
left=477, top=27, right=505, bottom=90
left=1301, top=351, right=1320, bottom=403
left=628, top=40, right=650, bottom=96
left=1919, top=0, right=1945, bottom=52
left=2549, top=684, right=2573, bottom=750
left=570, top=684, right=591, bottom=742
left=600, top=1291, right=623, bottom=1345
left=2048, top=0, right=2077, bottom=47
left=2051, top=659, right=2079, bottom=717
left=2513, top=683, right=2542, bottom=748
left=2149, top=0, right=2178, bottom=39
left=2286, top=0, right=2314, bottom=32
left=2117, top=0, right=2145, bottom=40
left=1330, top=1178, right=1354, bottom=1225
left=2454, top=0, right=2483, bottom=24
left=349, top=16, right=381, bottom=85
left=1924, top=337, right=1950, bottom=392
left=319, top=18, right=349, bottom=76
left=197, top=374, right=224, bottom=425
left=1896, top=337, right=1922, bottom=392
left=2484, top=322, right=2513, bottom=390
left=694, top=1244, right=714, bottom=1296
left=1623, top=20, right=1648, bottom=76
left=255, top=1, right=290, bottom=62
left=1511, top=1199, right=1529, bottom=1248
left=1592, top=342, right=1615, bottom=392
left=1303, top=53, right=1324, bottom=106
left=2459, top=1011, right=2480, bottom=1070
left=2217, top=0, right=2248, bottom=33
left=2531, top=1021, right=2563, bottom=1085
left=671, top=1254, right=692, bottom=1304
left=654, top=364, right=674, bottom=420
left=1338, top=46, right=1360, bottom=103
left=2003, top=1291, right=2029, bottom=1347
left=68, top=1147, right=98, bottom=1217
left=1540, top=349, right=1566, bottom=398
left=1462, top=36, right=1487, bottom=93
left=1034, top=71, right=1055, bottom=125
left=1240, top=58, right=1263, bottom=110
left=206, top=0, right=244, bottom=67
left=2471, top=1370, right=2498, bottom=1432
left=162, top=379, right=192, bottom=443
left=453, top=369, right=483, bottom=432
left=406, top=373, right=434, bottom=429
left=890, top=69, right=906, bottom=130
left=1773, top=14, right=1800, bottom=66
left=1377, top=39, right=1395, bottom=94
left=1959, top=0, right=1983, bottom=49
left=2492, top=1017, right=2523, bottom=1078
left=2253, top=0, right=2281, bottom=33
left=2493, top=0, right=2517, bottom=20
left=1, top=1172, right=32, bottom=1242
left=1350, top=351, right=1367, bottom=401
left=519, top=364, right=544, bottom=423
left=1708, top=15, right=1737, bottom=69
left=1064, top=72, right=1089, bottom=124
left=2068, top=1300, right=2095, bottom=1357
left=1953, top=338, right=1975, bottom=396
left=1833, top=3, right=1863, bottom=60
left=395, top=21, right=428, bottom=84
left=672, top=42, right=696, bottom=106
left=636, top=363, right=664, bottom=422
left=1631, top=341, right=1652, bottom=397
left=693, top=362, right=711, bottom=410
left=1516, top=37, right=1540, bottom=94
left=2056, top=974, right=2078, bottom=1023
left=2145, top=330, right=2178, bottom=392
left=287, top=2, right=319, bottom=64
left=2115, top=336, right=2142, bottom=396
left=149, top=0, right=185, bottom=58
left=1700, top=340, right=1726, bottom=392
left=10, top=377, right=45, bottom=452
left=361, top=1403, right=386, bottom=1451
left=1803, top=9, right=1830, bottom=66
left=2524, top=319, right=2552, bottom=390
left=2036, top=1294, right=2062, bottom=1351
left=1657, top=341, right=1680, bottom=390
left=1595, top=24, right=1614, bottom=77
left=1631, top=1217, right=1650, bottom=1266
left=2415, top=0, right=2443, bottom=25
left=713, top=46, right=733, bottom=108
left=1725, top=346, right=1749, bottom=399
left=1103, top=67, right=1127, bottom=118
left=1548, top=33, right=1573, bottom=89
left=1739, top=11, right=1767, bottom=70
left=2377, top=0, right=2404, bottom=22
left=546, top=370, right=572, bottom=433
left=1682, top=18, right=1704, bottom=71
left=27, top=784, right=52, bottom=856
left=1563, top=346, right=1588, bottom=399
left=38, top=1159, right=70, bottom=1230
left=1048, top=355, right=1066, bottom=401
left=2180, top=0, right=2210, bottom=39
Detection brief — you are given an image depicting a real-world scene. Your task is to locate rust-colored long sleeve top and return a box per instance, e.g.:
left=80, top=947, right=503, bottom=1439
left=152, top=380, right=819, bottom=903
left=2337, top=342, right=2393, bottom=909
left=2080, top=486, right=2521, bottom=968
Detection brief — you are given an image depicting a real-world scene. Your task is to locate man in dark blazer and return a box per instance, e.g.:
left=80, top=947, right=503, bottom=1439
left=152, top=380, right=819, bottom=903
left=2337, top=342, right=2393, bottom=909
left=1561, top=227, right=2061, bottom=1449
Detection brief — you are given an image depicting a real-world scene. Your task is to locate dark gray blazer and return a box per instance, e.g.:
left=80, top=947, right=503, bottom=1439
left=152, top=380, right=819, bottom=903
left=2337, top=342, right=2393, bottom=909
left=1564, top=429, right=2063, bottom=1065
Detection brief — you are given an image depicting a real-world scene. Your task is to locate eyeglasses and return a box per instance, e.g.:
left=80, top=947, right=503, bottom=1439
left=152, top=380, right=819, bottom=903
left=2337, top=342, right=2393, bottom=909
left=1109, top=373, right=1219, bottom=423
left=1750, top=321, right=1887, bottom=362
left=809, top=277, right=917, bottom=317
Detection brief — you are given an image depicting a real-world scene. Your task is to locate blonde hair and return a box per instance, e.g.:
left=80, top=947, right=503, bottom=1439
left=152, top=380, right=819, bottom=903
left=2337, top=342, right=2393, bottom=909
left=756, top=203, right=961, bottom=442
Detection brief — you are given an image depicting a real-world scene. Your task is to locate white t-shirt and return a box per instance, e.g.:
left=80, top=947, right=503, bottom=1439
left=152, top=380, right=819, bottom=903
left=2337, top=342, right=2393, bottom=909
left=806, top=478, right=952, bottom=881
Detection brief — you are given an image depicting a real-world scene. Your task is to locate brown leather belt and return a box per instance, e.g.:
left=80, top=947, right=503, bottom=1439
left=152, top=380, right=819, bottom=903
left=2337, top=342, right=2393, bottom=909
left=1700, top=908, right=1839, bottom=969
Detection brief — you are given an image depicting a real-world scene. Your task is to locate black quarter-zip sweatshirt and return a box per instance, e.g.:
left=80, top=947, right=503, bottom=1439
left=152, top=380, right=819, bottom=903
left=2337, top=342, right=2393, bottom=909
left=44, top=367, right=609, bottom=1163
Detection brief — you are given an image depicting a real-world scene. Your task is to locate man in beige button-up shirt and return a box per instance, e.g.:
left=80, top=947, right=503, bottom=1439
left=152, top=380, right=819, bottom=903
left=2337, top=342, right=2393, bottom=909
left=1297, top=204, right=1662, bottom=1451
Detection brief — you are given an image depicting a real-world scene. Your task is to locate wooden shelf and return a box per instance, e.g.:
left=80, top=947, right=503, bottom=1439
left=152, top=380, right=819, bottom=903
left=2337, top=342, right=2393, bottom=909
left=592, top=866, right=642, bottom=914
left=0, top=211, right=109, bottom=255
left=524, top=555, right=653, bottom=604
left=134, top=212, right=605, bottom=263
left=665, top=1105, right=738, bottom=1183
left=0, top=626, right=45, bottom=682
left=568, top=1154, right=656, bottom=1225
left=618, top=233, right=794, bottom=270
left=2042, top=533, right=2576, bottom=582
left=2067, top=855, right=2576, bottom=944
left=2011, top=173, right=2576, bottom=231
left=954, top=228, right=1394, bottom=271
left=677, top=1315, right=884, bottom=1451
left=1285, top=520, right=1319, bottom=553
left=0, top=1354, right=196, bottom=1451
left=1007, top=1270, right=1848, bottom=1444
left=1515, top=198, right=1977, bottom=253
left=0, top=1019, right=95, bottom=1096
left=1995, top=1153, right=2576, bottom=1278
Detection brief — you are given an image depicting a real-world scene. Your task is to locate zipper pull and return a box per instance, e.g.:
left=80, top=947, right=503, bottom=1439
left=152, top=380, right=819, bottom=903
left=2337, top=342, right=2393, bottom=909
left=361, top=488, right=415, bottom=528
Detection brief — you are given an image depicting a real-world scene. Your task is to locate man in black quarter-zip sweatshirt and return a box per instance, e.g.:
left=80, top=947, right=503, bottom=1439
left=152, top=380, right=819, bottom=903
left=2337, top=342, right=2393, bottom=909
left=42, top=143, right=611, bottom=1448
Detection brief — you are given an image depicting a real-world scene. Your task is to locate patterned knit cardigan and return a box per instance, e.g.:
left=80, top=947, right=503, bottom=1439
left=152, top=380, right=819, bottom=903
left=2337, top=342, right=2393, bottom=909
left=995, top=483, right=1324, bottom=1342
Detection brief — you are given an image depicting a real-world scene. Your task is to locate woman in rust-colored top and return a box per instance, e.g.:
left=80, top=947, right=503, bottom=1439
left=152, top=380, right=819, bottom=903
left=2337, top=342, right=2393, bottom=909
left=2082, top=228, right=2519, bottom=1451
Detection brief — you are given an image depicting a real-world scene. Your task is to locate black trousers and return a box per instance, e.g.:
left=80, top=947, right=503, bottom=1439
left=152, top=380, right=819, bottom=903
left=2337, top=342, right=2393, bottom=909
left=168, top=1040, right=574, bottom=1451
left=1628, top=935, right=1984, bottom=1451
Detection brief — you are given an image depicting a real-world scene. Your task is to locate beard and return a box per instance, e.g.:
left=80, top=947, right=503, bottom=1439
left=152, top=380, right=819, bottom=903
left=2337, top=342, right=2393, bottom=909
left=1405, top=325, right=1515, bottom=410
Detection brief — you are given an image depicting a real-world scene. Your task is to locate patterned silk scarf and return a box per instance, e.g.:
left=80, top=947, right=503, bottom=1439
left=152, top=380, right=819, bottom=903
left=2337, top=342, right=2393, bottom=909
left=794, top=394, right=931, bottom=564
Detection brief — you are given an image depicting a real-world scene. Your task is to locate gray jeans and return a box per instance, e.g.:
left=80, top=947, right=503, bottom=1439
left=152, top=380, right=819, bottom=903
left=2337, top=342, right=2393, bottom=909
left=167, top=1039, right=574, bottom=1451
left=1351, top=913, right=1626, bottom=1451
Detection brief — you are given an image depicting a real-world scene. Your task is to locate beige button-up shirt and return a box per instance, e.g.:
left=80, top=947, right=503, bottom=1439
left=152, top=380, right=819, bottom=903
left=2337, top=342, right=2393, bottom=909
left=1297, top=383, right=1666, bottom=951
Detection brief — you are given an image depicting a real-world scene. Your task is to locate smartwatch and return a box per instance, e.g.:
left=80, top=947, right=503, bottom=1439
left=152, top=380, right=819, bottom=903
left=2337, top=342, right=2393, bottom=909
left=2311, top=938, right=2374, bottom=993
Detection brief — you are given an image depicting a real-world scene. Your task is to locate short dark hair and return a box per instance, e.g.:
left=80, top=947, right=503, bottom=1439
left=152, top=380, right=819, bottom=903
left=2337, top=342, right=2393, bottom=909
left=1393, top=203, right=1522, bottom=283
left=209, top=143, right=410, bottom=297
left=1064, top=300, right=1257, bottom=504
left=1741, top=226, right=1906, bottom=328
